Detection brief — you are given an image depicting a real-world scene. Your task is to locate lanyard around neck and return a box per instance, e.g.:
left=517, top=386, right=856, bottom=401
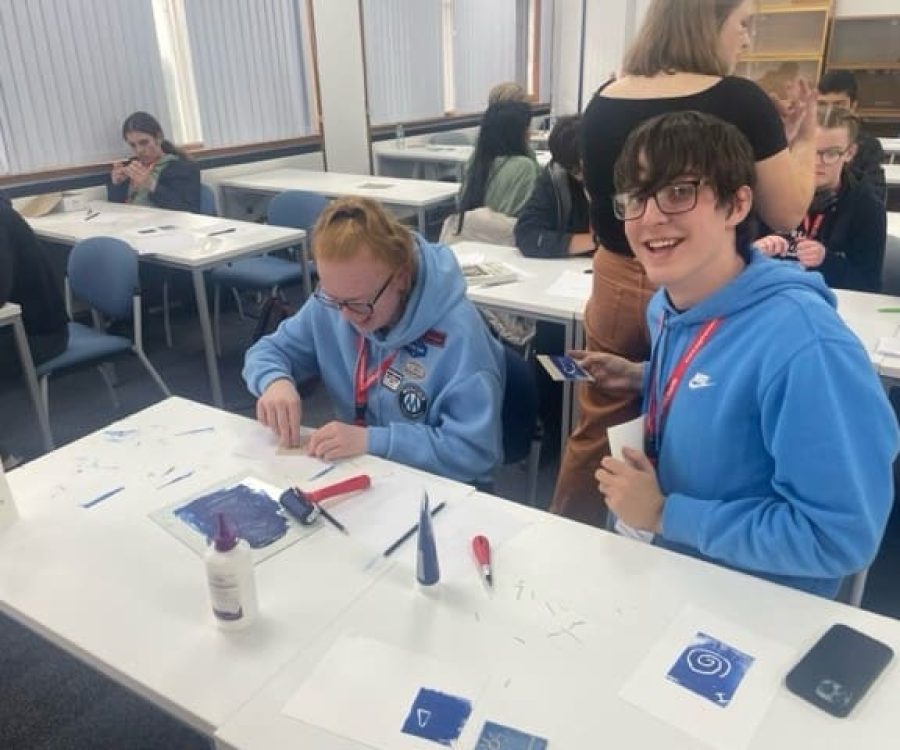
left=802, top=213, right=824, bottom=241
left=644, top=317, right=722, bottom=461
left=353, top=335, right=397, bottom=426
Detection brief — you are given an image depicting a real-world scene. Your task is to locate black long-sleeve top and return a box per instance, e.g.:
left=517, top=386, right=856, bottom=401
left=514, top=167, right=591, bottom=258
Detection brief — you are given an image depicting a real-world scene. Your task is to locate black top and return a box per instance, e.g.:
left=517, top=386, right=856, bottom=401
left=851, top=131, right=886, bottom=205
left=514, top=165, right=592, bottom=258
left=0, top=204, right=68, bottom=337
left=107, top=156, right=201, bottom=213
left=582, top=76, right=788, bottom=255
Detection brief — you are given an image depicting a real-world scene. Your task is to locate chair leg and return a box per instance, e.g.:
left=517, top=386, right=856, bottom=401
left=231, top=288, right=245, bottom=320
left=39, top=375, right=50, bottom=422
left=96, top=365, right=121, bottom=410
left=526, top=438, right=542, bottom=507
left=135, top=350, right=172, bottom=398
left=163, top=280, right=174, bottom=348
left=213, top=285, right=222, bottom=357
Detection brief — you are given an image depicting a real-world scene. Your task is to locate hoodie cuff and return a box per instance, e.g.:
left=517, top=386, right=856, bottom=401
left=661, top=492, right=712, bottom=549
left=256, top=372, right=295, bottom=396
left=367, top=426, right=390, bottom=458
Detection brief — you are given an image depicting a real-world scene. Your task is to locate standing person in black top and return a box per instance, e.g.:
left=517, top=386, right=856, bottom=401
left=756, top=106, right=886, bottom=292
left=107, top=112, right=201, bottom=213
left=514, top=115, right=594, bottom=258
left=551, top=0, right=817, bottom=528
left=818, top=70, right=887, bottom=204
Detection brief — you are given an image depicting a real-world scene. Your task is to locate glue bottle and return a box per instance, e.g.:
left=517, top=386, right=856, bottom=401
left=0, top=461, right=19, bottom=532
left=205, top=513, right=258, bottom=630
left=416, top=493, right=440, bottom=586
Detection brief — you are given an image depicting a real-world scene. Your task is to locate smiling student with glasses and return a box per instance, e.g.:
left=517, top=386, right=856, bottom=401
left=242, top=197, right=504, bottom=484
left=578, top=111, right=897, bottom=598
left=756, top=106, right=887, bottom=292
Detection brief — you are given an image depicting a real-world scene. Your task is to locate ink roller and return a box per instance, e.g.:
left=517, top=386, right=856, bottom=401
left=278, top=474, right=371, bottom=531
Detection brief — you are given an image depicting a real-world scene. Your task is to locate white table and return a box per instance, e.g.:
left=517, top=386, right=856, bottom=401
left=0, top=302, right=53, bottom=451
left=886, top=163, right=900, bottom=187
left=28, top=203, right=306, bottom=408
left=219, top=168, right=460, bottom=233
left=215, top=493, right=900, bottom=750
left=880, top=137, right=900, bottom=163
left=835, top=289, right=900, bottom=381
left=373, top=142, right=551, bottom=181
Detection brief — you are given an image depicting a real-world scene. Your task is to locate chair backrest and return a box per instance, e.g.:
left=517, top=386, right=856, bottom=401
left=267, top=190, right=329, bottom=233
left=882, top=231, right=900, bottom=295
left=429, top=131, right=473, bottom=147
left=200, top=183, right=218, bottom=216
left=68, top=237, right=139, bottom=320
left=501, top=345, right=539, bottom=464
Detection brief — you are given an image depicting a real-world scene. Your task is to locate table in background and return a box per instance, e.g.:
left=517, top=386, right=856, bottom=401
left=373, top=142, right=551, bottom=181
left=0, top=302, right=53, bottom=451
left=881, top=138, right=900, bottom=163
left=886, top=163, right=900, bottom=187
left=28, top=203, right=306, bottom=408
left=219, top=168, right=460, bottom=233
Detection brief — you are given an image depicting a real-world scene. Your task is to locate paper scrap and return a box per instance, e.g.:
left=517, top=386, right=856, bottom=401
left=544, top=270, right=592, bottom=300
left=607, top=416, right=654, bottom=544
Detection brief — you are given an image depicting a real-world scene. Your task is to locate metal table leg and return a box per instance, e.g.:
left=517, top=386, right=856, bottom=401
left=191, top=269, right=224, bottom=408
left=12, top=318, right=54, bottom=451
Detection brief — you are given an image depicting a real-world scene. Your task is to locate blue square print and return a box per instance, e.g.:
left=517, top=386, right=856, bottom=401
left=666, top=632, right=754, bottom=707
left=475, top=721, right=548, bottom=749
left=401, top=687, right=472, bottom=746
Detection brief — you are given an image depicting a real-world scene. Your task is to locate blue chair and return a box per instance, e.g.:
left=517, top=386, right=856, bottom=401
left=35, top=237, right=171, bottom=440
left=501, top=345, right=542, bottom=506
left=210, top=190, right=329, bottom=353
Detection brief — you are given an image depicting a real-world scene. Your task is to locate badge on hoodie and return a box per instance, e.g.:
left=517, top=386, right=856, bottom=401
left=404, top=339, right=427, bottom=358
left=423, top=329, right=446, bottom=348
left=398, top=383, right=428, bottom=420
left=404, top=361, right=426, bottom=379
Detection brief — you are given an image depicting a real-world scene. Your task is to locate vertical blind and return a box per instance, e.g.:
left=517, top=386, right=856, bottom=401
left=453, top=0, right=519, bottom=113
left=182, top=0, right=316, bottom=148
left=0, top=0, right=171, bottom=173
left=362, top=0, right=444, bottom=126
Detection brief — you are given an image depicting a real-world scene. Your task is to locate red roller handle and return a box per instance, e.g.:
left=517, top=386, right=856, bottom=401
left=303, top=474, right=371, bottom=503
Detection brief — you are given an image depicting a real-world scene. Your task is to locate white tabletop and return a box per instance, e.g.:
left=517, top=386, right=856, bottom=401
left=888, top=211, right=899, bottom=241
left=218, top=168, right=461, bottom=208
left=886, top=163, right=900, bottom=187
left=27, top=201, right=305, bottom=271
left=0, top=301, right=22, bottom=324
left=374, top=142, right=551, bottom=169
left=880, top=138, right=900, bottom=156
left=216, top=493, right=900, bottom=750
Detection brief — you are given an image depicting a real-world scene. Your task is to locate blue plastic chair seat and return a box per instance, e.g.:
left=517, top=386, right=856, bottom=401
left=35, top=322, right=132, bottom=377
left=210, top=256, right=303, bottom=290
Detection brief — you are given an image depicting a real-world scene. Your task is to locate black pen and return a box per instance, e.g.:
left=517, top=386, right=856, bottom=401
left=317, top=504, right=349, bottom=535
left=382, top=501, right=447, bottom=557
left=207, top=227, right=236, bottom=237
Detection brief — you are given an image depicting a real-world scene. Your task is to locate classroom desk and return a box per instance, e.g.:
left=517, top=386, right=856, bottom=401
left=218, top=168, right=460, bottom=233
left=881, top=138, right=900, bottom=163
left=0, top=396, right=478, bottom=735
left=27, top=203, right=306, bottom=409
left=373, top=142, right=551, bottom=181
left=835, top=289, right=900, bottom=381
left=215, top=493, right=900, bottom=750
left=449, top=241, right=592, bottom=454
left=0, top=302, right=53, bottom=451
left=886, top=163, right=900, bottom=187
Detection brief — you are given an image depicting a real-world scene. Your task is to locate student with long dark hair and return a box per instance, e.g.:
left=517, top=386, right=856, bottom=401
left=107, top=111, right=201, bottom=213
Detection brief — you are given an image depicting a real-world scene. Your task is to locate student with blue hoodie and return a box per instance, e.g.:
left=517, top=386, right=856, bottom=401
left=577, top=111, right=897, bottom=598
left=243, top=197, right=504, bottom=484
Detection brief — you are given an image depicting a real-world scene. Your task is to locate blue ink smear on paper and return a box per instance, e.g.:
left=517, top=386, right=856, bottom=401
left=103, top=429, right=138, bottom=442
left=667, top=631, right=754, bottom=707
left=401, top=687, right=472, bottom=746
left=174, top=427, right=215, bottom=436
left=174, top=483, right=288, bottom=549
left=157, top=470, right=194, bottom=490
left=81, top=486, right=125, bottom=509
left=475, top=721, right=548, bottom=750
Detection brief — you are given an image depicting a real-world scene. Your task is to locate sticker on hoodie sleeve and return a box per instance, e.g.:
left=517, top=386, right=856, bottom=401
left=398, top=383, right=428, bottom=420
left=381, top=367, right=403, bottom=392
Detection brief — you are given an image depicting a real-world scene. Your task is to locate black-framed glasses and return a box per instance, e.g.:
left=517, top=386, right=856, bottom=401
left=314, top=271, right=395, bottom=317
left=815, top=147, right=851, bottom=166
left=612, top=180, right=703, bottom=221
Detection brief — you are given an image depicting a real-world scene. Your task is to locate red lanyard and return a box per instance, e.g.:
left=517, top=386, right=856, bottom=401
left=644, top=318, right=722, bottom=460
left=353, top=336, right=397, bottom=426
left=801, top=213, right=824, bottom=241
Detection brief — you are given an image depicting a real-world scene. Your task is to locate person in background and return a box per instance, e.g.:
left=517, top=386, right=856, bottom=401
left=243, top=197, right=504, bottom=485
left=756, top=106, right=886, bottom=292
left=585, top=110, right=896, bottom=598
left=818, top=70, right=886, bottom=203
left=107, top=111, right=201, bottom=213
left=488, top=81, right=527, bottom=105
left=514, top=115, right=594, bottom=258
left=551, top=0, right=817, bottom=529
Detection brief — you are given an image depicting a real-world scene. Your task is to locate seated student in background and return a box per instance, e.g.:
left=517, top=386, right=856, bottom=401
left=817, top=70, right=886, bottom=203
left=580, top=111, right=897, bottom=598
left=107, top=111, right=201, bottom=213
left=243, top=197, right=504, bottom=485
left=514, top=115, right=595, bottom=258
left=756, top=106, right=886, bottom=292
left=0, top=202, right=68, bottom=378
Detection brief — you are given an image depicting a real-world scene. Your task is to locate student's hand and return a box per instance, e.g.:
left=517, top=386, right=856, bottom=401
left=569, top=350, right=642, bottom=392
left=794, top=238, right=826, bottom=268
left=257, top=378, right=303, bottom=448
left=110, top=161, right=129, bottom=185
left=307, top=421, right=367, bottom=462
left=595, top=447, right=664, bottom=533
left=123, top=161, right=157, bottom=192
left=755, top=234, right=789, bottom=257
left=772, top=78, right=816, bottom=146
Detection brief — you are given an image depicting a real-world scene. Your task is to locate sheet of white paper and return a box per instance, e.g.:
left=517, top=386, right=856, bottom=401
left=876, top=337, right=900, bottom=356
left=620, top=605, right=793, bottom=750
left=544, top=270, right=592, bottom=300
left=124, top=228, right=198, bottom=255
left=607, top=416, right=655, bottom=544
left=281, top=634, right=482, bottom=750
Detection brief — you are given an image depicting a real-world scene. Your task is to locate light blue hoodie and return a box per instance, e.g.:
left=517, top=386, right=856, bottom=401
left=646, top=250, right=898, bottom=598
left=243, top=235, right=504, bottom=483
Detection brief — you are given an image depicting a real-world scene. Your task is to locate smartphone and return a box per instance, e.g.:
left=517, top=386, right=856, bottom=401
left=785, top=624, right=893, bottom=717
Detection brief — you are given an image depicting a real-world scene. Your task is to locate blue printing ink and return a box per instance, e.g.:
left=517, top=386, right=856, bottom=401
left=174, top=483, right=288, bottom=548
left=401, top=687, right=472, bottom=746
left=416, top=494, right=440, bottom=586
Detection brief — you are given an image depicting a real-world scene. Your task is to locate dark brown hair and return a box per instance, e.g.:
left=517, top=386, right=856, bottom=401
left=121, top=111, right=188, bottom=159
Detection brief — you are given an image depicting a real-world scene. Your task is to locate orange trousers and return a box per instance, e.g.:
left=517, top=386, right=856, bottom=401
left=550, top=247, right=656, bottom=527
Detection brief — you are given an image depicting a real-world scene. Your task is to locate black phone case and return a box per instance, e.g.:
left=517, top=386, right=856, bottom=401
left=785, top=623, right=893, bottom=717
